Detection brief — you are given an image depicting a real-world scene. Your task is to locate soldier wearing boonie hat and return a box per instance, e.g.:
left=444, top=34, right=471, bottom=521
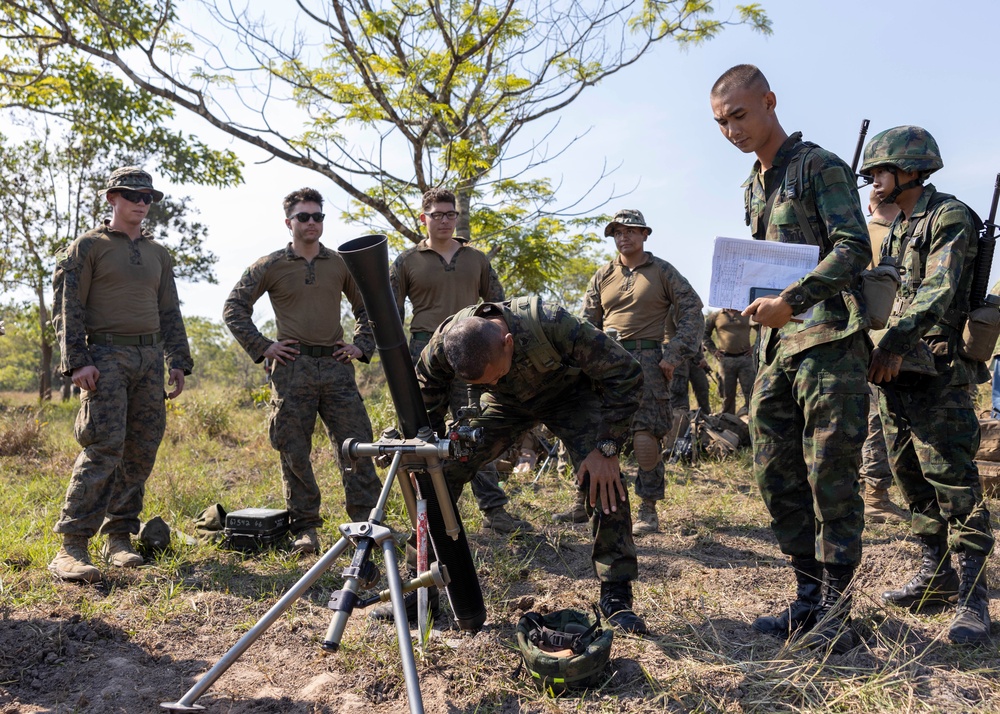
left=48, top=165, right=191, bottom=584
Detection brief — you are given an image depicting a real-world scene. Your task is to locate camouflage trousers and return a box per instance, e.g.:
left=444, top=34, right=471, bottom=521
left=879, top=380, right=994, bottom=555
left=268, top=355, right=382, bottom=532
left=409, top=334, right=508, bottom=512
left=718, top=353, right=755, bottom=416
left=860, top=383, right=892, bottom=489
left=628, top=348, right=671, bottom=501
left=750, top=333, right=868, bottom=566
left=445, top=387, right=638, bottom=583
left=54, top=344, right=166, bottom=537
left=670, top=358, right=711, bottom=413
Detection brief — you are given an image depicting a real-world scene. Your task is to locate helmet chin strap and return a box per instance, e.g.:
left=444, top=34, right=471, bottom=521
left=883, top=166, right=923, bottom=204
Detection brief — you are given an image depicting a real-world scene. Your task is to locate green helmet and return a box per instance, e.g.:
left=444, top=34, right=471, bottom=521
left=859, top=126, right=943, bottom=177
left=516, top=608, right=613, bottom=694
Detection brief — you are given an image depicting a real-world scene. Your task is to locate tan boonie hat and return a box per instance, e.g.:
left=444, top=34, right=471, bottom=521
left=604, top=208, right=652, bottom=237
left=101, top=166, right=164, bottom=202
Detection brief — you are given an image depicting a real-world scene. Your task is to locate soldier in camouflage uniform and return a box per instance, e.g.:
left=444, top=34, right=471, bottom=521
left=862, top=126, right=994, bottom=645
left=860, top=190, right=908, bottom=524
left=224, top=188, right=382, bottom=555
left=49, top=167, right=192, bottom=583
left=703, top=308, right=755, bottom=415
left=711, top=65, right=870, bottom=653
left=390, top=187, right=526, bottom=534
left=416, top=298, right=648, bottom=634
left=581, top=209, right=704, bottom=537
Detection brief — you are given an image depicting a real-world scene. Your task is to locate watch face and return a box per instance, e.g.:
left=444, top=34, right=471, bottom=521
left=598, top=440, right=617, bottom=457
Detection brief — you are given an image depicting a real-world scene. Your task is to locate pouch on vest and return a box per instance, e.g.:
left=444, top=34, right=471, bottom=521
left=959, top=295, right=1000, bottom=362
left=860, top=257, right=901, bottom=330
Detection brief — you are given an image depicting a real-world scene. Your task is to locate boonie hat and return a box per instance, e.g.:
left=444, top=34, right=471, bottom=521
left=101, top=166, right=164, bottom=202
left=604, top=209, right=651, bottom=237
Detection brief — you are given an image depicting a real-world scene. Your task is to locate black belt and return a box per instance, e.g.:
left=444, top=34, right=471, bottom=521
left=88, top=332, right=162, bottom=346
left=410, top=331, right=433, bottom=342
left=619, top=339, right=661, bottom=351
left=296, top=343, right=338, bottom=357
left=722, top=350, right=751, bottom=357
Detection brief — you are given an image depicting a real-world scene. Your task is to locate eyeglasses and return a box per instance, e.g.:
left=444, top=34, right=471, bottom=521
left=114, top=189, right=154, bottom=205
left=427, top=211, right=460, bottom=221
left=291, top=212, right=325, bottom=223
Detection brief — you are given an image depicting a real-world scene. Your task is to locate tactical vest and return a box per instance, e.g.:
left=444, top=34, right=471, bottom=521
left=508, top=296, right=581, bottom=377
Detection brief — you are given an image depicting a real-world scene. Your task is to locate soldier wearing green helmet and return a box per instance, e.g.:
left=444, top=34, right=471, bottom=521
left=861, top=125, right=994, bottom=646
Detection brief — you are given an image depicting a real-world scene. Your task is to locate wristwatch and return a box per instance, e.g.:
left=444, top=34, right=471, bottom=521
left=595, top=439, right=618, bottom=458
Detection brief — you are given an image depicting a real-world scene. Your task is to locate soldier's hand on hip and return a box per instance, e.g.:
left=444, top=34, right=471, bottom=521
left=72, top=365, right=100, bottom=392
left=868, top=347, right=903, bottom=384
left=658, top=359, right=676, bottom=381
left=264, top=339, right=300, bottom=365
left=576, top=450, right=625, bottom=515
left=334, top=340, right=362, bottom=363
left=167, top=369, right=185, bottom=399
left=743, top=295, right=793, bottom=328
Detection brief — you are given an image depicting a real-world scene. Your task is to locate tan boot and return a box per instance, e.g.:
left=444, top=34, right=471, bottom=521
left=49, top=535, right=102, bottom=583
left=552, top=492, right=588, bottom=523
left=290, top=528, right=319, bottom=555
left=632, top=498, right=660, bottom=537
left=864, top=485, right=909, bottom=524
left=481, top=506, right=533, bottom=534
left=104, top=534, right=144, bottom=568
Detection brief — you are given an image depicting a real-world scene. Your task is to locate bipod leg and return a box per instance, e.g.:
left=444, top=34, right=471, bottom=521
left=383, top=534, right=425, bottom=714
left=161, top=537, right=350, bottom=711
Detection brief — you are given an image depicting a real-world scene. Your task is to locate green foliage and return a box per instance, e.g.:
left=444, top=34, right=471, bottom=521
left=184, top=316, right=263, bottom=391
left=0, top=303, right=46, bottom=392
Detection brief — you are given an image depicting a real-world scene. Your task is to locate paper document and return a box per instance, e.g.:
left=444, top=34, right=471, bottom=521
left=708, top=236, right=819, bottom=310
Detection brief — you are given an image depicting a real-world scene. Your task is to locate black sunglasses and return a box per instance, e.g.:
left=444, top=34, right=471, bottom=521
left=114, top=189, right=154, bottom=205
left=291, top=212, right=325, bottom=223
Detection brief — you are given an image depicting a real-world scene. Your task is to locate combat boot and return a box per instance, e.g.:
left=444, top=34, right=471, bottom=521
left=882, top=533, right=959, bottom=610
left=799, top=564, right=857, bottom=654
left=599, top=581, right=648, bottom=635
left=863, top=484, right=909, bottom=524
left=752, top=557, right=823, bottom=639
left=104, top=534, right=144, bottom=568
left=290, top=528, right=319, bottom=555
left=632, top=498, right=660, bottom=537
left=948, top=551, right=992, bottom=645
left=481, top=506, right=533, bottom=534
left=552, top=492, right=588, bottom=524
left=48, top=535, right=101, bottom=583
left=370, top=583, right=440, bottom=623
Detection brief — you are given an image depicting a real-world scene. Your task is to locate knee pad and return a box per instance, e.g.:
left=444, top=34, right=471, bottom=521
left=633, top=430, right=661, bottom=471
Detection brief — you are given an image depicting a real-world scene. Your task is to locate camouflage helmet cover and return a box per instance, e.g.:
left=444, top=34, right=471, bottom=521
left=516, top=608, right=613, bottom=693
left=859, top=126, right=943, bottom=177
left=605, top=209, right=652, bottom=237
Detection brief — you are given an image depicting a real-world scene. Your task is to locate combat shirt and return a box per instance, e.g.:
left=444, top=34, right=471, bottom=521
left=704, top=309, right=753, bottom=355
left=390, top=240, right=504, bottom=334
left=582, top=252, right=704, bottom=366
left=52, top=223, right=192, bottom=376
left=878, top=185, right=984, bottom=385
left=223, top=243, right=374, bottom=363
left=416, top=299, right=642, bottom=453
left=743, top=132, right=870, bottom=355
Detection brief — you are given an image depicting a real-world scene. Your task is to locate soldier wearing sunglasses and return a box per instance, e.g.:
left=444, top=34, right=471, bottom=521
left=224, top=187, right=382, bottom=555
left=49, top=166, right=193, bottom=583
left=388, top=187, right=527, bottom=536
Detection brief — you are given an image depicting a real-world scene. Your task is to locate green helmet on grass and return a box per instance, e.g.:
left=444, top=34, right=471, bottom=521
left=516, top=608, right=613, bottom=694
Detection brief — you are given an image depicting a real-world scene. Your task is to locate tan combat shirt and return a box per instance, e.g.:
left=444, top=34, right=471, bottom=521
left=390, top=240, right=504, bottom=334
left=223, top=244, right=374, bottom=363
left=704, top=309, right=753, bottom=355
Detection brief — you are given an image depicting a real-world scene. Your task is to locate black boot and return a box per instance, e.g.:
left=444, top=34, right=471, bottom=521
left=948, top=551, right=992, bottom=645
left=599, top=581, right=648, bottom=635
left=753, top=557, right=823, bottom=639
left=799, top=564, right=857, bottom=654
left=882, top=533, right=959, bottom=610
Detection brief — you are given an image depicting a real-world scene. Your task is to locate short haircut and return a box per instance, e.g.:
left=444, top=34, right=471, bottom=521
left=421, top=187, right=457, bottom=212
left=283, top=187, right=324, bottom=216
left=711, top=64, right=770, bottom=98
left=443, top=317, right=505, bottom=381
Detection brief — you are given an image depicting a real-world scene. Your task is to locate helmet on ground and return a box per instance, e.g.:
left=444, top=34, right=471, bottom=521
left=516, top=607, right=613, bottom=694
left=859, top=126, right=943, bottom=178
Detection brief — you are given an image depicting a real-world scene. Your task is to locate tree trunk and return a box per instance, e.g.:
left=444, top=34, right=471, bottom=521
left=37, top=287, right=52, bottom=401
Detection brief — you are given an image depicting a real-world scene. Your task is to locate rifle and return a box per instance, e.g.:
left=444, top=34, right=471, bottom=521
left=969, top=173, right=1000, bottom=309
left=850, top=118, right=870, bottom=181
left=668, top=408, right=700, bottom=465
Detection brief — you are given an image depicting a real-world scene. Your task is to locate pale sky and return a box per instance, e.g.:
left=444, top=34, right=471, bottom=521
left=152, top=0, right=1000, bottom=324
